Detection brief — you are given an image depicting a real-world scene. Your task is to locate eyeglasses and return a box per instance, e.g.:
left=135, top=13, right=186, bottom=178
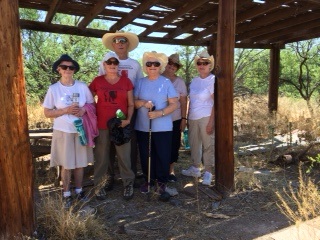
left=146, top=62, right=161, bottom=67
left=168, top=61, right=180, bottom=68
left=59, top=65, right=76, bottom=70
left=105, top=59, right=119, bottom=65
left=112, top=37, right=128, bottom=44
left=196, top=61, right=210, bottom=66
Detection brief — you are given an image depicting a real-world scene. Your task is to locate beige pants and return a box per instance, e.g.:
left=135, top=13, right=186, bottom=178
left=188, top=117, right=215, bottom=168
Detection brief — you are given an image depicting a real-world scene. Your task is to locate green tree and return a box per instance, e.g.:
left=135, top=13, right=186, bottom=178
left=20, top=9, right=106, bottom=102
left=280, top=40, right=320, bottom=118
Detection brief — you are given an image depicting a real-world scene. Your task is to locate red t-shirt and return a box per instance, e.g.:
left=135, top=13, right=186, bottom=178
left=89, top=75, right=133, bottom=129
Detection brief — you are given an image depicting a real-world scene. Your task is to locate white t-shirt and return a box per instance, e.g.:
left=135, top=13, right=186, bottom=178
left=98, top=54, right=144, bottom=86
left=170, top=76, right=188, bottom=121
left=42, top=80, right=94, bottom=133
left=188, top=74, right=215, bottom=120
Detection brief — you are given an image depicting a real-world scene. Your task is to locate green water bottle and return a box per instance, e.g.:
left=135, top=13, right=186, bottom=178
left=116, top=109, right=126, bottom=120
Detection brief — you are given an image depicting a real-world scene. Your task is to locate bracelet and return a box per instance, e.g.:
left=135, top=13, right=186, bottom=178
left=162, top=110, right=165, bottom=116
left=182, top=117, right=187, bottom=120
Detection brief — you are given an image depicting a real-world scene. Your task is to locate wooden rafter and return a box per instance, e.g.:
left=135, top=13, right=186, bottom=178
left=44, top=0, right=62, bottom=23
left=78, top=0, right=111, bottom=29
left=139, top=0, right=212, bottom=37
left=237, top=12, right=320, bottom=42
left=109, top=0, right=161, bottom=32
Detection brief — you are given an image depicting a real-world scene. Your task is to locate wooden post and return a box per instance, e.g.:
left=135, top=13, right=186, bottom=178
left=0, top=0, right=35, bottom=238
left=268, top=46, right=280, bottom=113
left=214, top=0, right=236, bottom=193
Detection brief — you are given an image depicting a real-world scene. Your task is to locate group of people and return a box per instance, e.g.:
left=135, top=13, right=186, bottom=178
left=42, top=30, right=215, bottom=208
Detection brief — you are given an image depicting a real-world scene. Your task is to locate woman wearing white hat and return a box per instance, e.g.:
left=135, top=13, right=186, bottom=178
left=181, top=50, right=215, bottom=186
left=89, top=52, right=135, bottom=200
left=162, top=53, right=188, bottom=182
left=99, top=30, right=144, bottom=182
left=134, top=51, right=178, bottom=196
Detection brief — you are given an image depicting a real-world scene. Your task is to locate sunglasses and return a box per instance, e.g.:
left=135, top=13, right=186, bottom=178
left=112, top=37, right=128, bottom=44
left=59, top=65, right=76, bottom=70
left=105, top=59, right=119, bottom=65
left=196, top=61, right=210, bottom=66
left=168, top=60, right=180, bottom=68
left=146, top=61, right=161, bottom=67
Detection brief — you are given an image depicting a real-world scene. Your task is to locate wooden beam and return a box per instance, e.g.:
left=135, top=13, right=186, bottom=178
left=164, top=6, right=218, bottom=39
left=249, top=19, right=320, bottom=43
left=237, top=12, right=320, bottom=42
left=139, top=0, right=211, bottom=37
left=237, top=0, right=296, bottom=23
left=109, top=0, right=160, bottom=32
left=0, top=0, right=34, bottom=237
left=215, top=0, right=235, bottom=194
left=268, top=47, right=280, bottom=112
left=236, top=4, right=316, bottom=35
left=78, top=0, right=111, bottom=29
left=44, top=0, right=62, bottom=24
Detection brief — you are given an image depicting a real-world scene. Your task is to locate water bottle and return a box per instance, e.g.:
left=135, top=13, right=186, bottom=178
left=116, top=109, right=126, bottom=120
left=72, top=93, right=87, bottom=145
left=183, top=128, right=190, bottom=150
left=73, top=119, right=88, bottom=146
left=72, top=93, right=79, bottom=105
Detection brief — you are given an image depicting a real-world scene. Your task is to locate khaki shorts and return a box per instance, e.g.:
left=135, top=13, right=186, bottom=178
left=50, top=130, right=93, bottom=169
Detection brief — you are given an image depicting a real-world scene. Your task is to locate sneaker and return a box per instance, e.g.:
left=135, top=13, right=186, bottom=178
left=104, top=176, right=114, bottom=191
left=76, top=191, right=89, bottom=203
left=63, top=196, right=73, bottom=209
left=95, top=188, right=107, bottom=200
left=123, top=182, right=134, bottom=200
left=140, top=182, right=151, bottom=194
left=202, top=171, right=213, bottom=186
left=181, top=166, right=201, bottom=177
left=168, top=174, right=177, bottom=182
left=165, top=186, right=178, bottom=196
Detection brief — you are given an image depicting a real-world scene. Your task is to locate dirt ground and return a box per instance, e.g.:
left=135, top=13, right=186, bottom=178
left=34, top=147, right=307, bottom=240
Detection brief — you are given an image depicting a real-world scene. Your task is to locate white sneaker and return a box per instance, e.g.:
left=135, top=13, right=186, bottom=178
left=181, top=166, right=201, bottom=177
left=165, top=186, right=178, bottom=196
left=202, top=171, right=213, bottom=186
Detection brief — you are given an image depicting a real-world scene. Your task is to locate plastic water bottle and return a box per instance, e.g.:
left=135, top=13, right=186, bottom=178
left=116, top=109, right=126, bottom=120
left=183, top=128, right=190, bottom=150
left=73, top=119, right=88, bottom=146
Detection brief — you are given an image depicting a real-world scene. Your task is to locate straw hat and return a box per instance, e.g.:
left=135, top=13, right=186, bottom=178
left=194, top=50, right=215, bottom=71
left=142, top=51, right=168, bottom=74
left=52, top=54, right=80, bottom=73
left=102, top=30, right=139, bottom=52
left=168, top=53, right=183, bottom=69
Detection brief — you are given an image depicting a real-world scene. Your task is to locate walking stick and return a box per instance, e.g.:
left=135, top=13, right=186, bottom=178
left=147, top=105, right=155, bottom=201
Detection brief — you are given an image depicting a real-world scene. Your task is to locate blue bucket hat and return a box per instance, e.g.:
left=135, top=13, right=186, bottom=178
left=52, top=54, right=80, bottom=73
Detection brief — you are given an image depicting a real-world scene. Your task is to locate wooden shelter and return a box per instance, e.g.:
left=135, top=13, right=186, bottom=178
left=1, top=0, right=320, bottom=237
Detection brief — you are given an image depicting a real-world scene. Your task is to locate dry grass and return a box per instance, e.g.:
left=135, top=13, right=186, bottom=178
left=276, top=166, right=320, bottom=224
left=35, top=194, right=110, bottom=240
left=27, top=103, right=52, bottom=129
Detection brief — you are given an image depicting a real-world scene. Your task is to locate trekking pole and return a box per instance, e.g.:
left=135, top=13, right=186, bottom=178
left=147, top=104, right=155, bottom=201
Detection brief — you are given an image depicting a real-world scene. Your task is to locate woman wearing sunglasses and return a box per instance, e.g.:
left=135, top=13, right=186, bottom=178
left=43, top=54, right=95, bottom=208
left=181, top=50, right=215, bottom=186
left=162, top=53, right=188, bottom=183
left=89, top=52, right=135, bottom=200
left=134, top=51, right=178, bottom=196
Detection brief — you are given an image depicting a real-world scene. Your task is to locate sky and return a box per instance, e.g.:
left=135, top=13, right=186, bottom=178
left=127, top=42, right=182, bottom=61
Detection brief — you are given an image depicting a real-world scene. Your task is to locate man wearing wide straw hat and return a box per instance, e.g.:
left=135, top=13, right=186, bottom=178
left=98, top=30, right=144, bottom=191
